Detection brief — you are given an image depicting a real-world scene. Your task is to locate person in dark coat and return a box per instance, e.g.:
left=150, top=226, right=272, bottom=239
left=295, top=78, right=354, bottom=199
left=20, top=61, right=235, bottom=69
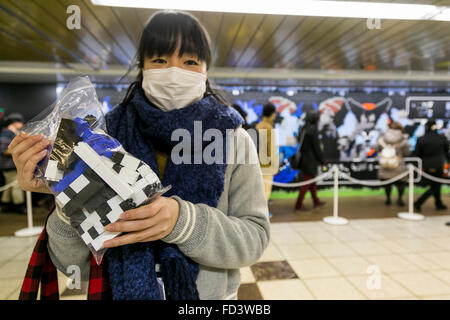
left=414, top=120, right=449, bottom=212
left=294, top=110, right=326, bottom=211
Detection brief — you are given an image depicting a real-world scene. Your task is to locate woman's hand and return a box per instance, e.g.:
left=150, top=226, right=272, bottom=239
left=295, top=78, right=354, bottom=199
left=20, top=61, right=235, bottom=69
left=103, top=196, right=180, bottom=247
left=8, top=132, right=51, bottom=194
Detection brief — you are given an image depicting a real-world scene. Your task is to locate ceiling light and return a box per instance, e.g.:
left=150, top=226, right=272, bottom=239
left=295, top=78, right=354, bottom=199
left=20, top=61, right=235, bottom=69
left=91, top=0, right=450, bottom=21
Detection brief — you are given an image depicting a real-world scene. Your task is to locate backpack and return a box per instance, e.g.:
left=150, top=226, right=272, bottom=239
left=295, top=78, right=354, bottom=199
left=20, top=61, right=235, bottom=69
left=379, top=138, right=400, bottom=169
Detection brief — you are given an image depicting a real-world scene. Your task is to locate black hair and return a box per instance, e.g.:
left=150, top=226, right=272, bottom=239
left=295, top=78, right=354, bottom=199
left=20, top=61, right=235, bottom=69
left=232, top=104, right=247, bottom=120
left=425, top=119, right=437, bottom=132
left=121, top=10, right=227, bottom=106
left=262, top=103, right=276, bottom=118
left=305, top=110, right=320, bottom=125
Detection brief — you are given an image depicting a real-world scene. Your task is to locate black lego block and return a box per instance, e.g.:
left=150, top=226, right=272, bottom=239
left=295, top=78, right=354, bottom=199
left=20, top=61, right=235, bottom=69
left=119, top=199, right=135, bottom=212
left=96, top=201, right=112, bottom=218
left=87, top=226, right=99, bottom=240
left=110, top=152, right=125, bottom=165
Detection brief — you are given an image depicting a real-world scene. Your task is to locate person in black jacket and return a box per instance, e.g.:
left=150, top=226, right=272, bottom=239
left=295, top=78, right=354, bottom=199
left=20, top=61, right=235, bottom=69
left=414, top=120, right=450, bottom=212
left=294, top=110, right=326, bottom=211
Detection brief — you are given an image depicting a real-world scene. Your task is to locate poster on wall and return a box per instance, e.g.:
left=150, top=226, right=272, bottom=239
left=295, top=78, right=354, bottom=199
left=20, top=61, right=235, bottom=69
left=230, top=88, right=450, bottom=186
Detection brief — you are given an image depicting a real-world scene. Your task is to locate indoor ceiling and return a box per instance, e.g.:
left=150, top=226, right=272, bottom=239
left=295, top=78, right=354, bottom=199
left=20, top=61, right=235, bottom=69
left=0, top=0, right=449, bottom=81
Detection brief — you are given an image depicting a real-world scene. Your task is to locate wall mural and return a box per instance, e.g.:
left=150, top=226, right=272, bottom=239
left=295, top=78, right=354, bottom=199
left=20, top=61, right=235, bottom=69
left=231, top=90, right=450, bottom=185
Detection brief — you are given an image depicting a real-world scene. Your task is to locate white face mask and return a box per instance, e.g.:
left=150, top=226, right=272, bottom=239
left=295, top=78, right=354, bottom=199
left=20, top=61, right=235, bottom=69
left=142, top=67, right=207, bottom=111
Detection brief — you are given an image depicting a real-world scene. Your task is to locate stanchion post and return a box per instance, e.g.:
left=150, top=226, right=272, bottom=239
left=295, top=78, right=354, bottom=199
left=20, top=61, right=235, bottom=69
left=323, top=165, right=348, bottom=226
left=14, top=191, right=43, bottom=237
left=398, top=165, right=425, bottom=221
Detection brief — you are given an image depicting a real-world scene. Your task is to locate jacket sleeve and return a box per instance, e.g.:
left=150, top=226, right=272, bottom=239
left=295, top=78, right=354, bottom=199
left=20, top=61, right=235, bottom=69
left=443, top=135, right=450, bottom=163
left=162, top=129, right=270, bottom=269
left=414, top=138, right=423, bottom=158
left=310, top=129, right=325, bottom=165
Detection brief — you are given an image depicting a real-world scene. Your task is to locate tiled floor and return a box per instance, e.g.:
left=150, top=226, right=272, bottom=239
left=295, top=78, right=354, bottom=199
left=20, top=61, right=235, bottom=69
left=1, top=215, right=449, bottom=300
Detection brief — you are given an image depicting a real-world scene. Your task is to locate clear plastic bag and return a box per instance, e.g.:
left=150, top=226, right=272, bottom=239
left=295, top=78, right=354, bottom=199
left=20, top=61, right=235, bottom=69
left=22, top=77, right=169, bottom=264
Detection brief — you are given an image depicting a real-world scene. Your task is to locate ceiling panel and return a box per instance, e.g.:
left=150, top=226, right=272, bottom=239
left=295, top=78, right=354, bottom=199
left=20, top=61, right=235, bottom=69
left=0, top=0, right=448, bottom=74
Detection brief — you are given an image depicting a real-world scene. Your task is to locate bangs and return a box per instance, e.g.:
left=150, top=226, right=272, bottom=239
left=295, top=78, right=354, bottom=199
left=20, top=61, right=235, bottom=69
left=139, top=11, right=211, bottom=67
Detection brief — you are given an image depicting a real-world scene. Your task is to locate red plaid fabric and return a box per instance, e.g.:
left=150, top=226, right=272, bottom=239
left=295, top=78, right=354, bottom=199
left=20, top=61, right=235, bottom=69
left=88, top=254, right=112, bottom=300
left=19, top=205, right=112, bottom=300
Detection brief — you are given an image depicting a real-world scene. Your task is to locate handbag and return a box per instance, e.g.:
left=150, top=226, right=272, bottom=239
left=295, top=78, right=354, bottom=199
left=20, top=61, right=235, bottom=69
left=289, top=128, right=306, bottom=170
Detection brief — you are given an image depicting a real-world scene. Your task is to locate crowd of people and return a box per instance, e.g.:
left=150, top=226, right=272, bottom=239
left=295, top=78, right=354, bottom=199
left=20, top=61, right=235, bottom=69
left=233, top=105, right=449, bottom=218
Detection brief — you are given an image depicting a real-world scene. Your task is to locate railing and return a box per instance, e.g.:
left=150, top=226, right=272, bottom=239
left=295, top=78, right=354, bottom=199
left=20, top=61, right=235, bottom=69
left=265, top=162, right=450, bottom=225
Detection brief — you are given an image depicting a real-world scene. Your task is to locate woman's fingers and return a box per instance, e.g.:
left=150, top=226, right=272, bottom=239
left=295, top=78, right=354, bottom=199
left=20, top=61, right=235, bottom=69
left=17, top=139, right=49, bottom=167
left=7, top=132, right=29, bottom=151
left=105, top=210, right=163, bottom=233
left=103, top=223, right=167, bottom=248
left=10, top=135, right=43, bottom=162
left=21, top=150, right=47, bottom=182
left=120, top=200, right=162, bottom=220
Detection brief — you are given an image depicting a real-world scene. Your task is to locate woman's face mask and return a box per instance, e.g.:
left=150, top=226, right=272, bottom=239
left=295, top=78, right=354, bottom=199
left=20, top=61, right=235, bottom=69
left=142, top=67, right=207, bottom=111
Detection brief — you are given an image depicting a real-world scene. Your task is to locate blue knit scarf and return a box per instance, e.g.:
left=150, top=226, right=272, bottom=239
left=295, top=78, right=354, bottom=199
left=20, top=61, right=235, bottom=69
left=103, top=88, right=243, bottom=300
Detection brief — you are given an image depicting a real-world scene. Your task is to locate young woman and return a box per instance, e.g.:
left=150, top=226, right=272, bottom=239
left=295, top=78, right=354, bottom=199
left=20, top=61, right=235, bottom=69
left=294, top=110, right=326, bottom=211
left=9, top=10, right=270, bottom=300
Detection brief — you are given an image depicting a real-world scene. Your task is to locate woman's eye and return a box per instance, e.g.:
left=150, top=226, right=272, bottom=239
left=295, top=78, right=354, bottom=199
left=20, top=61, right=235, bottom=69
left=152, top=58, right=166, bottom=64
left=185, top=60, right=199, bottom=66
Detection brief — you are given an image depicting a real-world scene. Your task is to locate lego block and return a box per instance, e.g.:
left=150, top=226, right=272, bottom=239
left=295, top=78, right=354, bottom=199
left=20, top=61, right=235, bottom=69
left=106, top=206, right=123, bottom=223
left=69, top=174, right=90, bottom=193
left=74, top=142, right=134, bottom=200
left=144, top=172, right=160, bottom=184
left=91, top=230, right=120, bottom=251
left=81, top=232, right=93, bottom=245
left=119, top=199, right=135, bottom=212
left=107, top=195, right=124, bottom=209
left=137, top=163, right=152, bottom=177
left=56, top=192, right=70, bottom=207
left=134, top=178, right=150, bottom=191
left=95, top=201, right=111, bottom=217
left=44, top=160, right=64, bottom=181
left=121, top=154, right=141, bottom=171
left=110, top=152, right=125, bottom=165
left=132, top=190, right=148, bottom=206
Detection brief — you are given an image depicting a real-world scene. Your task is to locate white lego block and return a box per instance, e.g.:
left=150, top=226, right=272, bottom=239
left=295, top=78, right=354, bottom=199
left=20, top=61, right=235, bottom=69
left=100, top=156, right=115, bottom=168
left=107, top=195, right=123, bottom=208
left=80, top=211, right=103, bottom=233
left=106, top=206, right=123, bottom=223
left=69, top=174, right=90, bottom=193
left=121, top=154, right=140, bottom=171
left=137, top=163, right=152, bottom=177
left=81, top=232, right=93, bottom=245
left=118, top=167, right=140, bottom=185
left=82, top=208, right=90, bottom=218
left=74, top=142, right=134, bottom=199
left=94, top=223, right=104, bottom=234
left=56, top=192, right=70, bottom=207
left=91, top=231, right=120, bottom=251
left=145, top=172, right=159, bottom=184
left=45, top=160, right=64, bottom=181
left=134, top=178, right=150, bottom=191
left=132, top=190, right=148, bottom=206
